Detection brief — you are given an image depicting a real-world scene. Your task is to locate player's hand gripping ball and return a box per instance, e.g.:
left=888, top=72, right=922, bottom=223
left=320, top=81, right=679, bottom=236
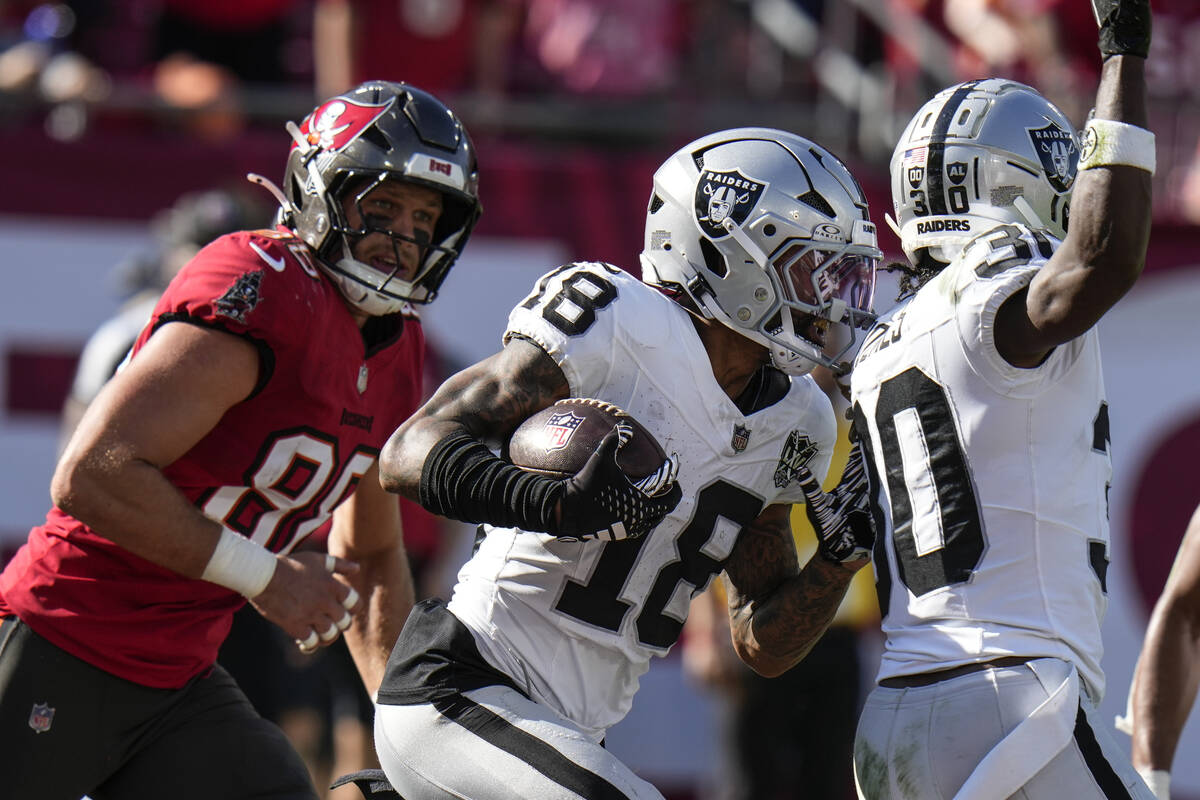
left=507, top=398, right=681, bottom=541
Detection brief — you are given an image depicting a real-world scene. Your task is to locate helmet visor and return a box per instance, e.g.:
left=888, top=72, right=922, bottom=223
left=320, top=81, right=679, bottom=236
left=774, top=243, right=878, bottom=326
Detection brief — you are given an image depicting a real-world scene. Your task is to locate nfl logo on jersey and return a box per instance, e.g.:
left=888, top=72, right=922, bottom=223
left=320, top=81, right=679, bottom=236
left=544, top=412, right=585, bottom=451
left=731, top=424, right=751, bottom=454
left=28, top=702, right=54, bottom=733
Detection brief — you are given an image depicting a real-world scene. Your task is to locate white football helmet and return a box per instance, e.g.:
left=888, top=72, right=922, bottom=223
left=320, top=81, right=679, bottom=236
left=640, top=128, right=880, bottom=376
left=890, top=78, right=1078, bottom=265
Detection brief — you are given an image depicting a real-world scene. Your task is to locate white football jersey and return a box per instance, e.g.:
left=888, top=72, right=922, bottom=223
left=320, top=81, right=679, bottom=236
left=447, top=262, right=836, bottom=740
left=850, top=223, right=1112, bottom=701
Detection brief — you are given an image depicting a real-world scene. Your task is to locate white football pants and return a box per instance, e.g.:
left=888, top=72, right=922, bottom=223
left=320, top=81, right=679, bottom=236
left=375, top=685, right=665, bottom=800
left=854, top=658, right=1155, bottom=800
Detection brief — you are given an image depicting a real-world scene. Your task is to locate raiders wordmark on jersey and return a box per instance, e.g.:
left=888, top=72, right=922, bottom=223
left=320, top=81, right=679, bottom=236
left=849, top=223, right=1113, bottom=701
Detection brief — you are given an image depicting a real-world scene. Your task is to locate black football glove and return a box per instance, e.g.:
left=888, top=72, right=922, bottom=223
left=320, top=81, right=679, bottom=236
left=796, top=440, right=875, bottom=564
left=556, top=423, right=682, bottom=542
left=1092, top=0, right=1151, bottom=59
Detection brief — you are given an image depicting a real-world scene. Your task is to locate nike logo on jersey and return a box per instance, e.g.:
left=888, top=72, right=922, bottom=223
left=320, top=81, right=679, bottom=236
left=249, top=242, right=287, bottom=272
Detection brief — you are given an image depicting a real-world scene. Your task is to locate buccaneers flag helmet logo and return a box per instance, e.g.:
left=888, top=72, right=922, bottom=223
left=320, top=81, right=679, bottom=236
left=295, top=98, right=392, bottom=155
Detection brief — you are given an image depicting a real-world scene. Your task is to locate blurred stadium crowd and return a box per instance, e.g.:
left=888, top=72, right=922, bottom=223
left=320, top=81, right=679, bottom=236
left=0, top=0, right=1198, bottom=222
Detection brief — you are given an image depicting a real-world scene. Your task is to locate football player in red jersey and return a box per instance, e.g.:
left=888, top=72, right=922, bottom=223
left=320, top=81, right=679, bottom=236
left=0, top=80, right=480, bottom=800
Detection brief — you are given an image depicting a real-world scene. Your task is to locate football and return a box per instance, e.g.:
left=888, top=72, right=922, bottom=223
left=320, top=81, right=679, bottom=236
left=507, top=398, right=668, bottom=480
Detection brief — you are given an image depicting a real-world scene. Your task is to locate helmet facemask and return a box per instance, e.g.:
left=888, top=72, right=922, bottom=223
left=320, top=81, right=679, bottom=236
left=720, top=217, right=879, bottom=374
left=323, top=172, right=475, bottom=314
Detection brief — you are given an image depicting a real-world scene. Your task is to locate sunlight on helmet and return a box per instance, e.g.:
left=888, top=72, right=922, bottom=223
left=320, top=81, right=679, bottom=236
left=641, top=130, right=880, bottom=376
left=890, top=79, right=1077, bottom=267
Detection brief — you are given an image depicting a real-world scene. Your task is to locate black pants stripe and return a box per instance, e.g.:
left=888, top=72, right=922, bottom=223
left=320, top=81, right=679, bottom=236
left=1074, top=705, right=1134, bottom=799
left=433, top=693, right=631, bottom=800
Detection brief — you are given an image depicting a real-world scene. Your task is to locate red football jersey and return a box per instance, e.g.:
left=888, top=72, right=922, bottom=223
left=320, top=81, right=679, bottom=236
left=0, top=229, right=425, bottom=688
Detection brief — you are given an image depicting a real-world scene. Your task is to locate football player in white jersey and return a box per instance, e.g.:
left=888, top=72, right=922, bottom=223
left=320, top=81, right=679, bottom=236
left=370, top=129, right=880, bottom=799
left=849, top=1, right=1156, bottom=798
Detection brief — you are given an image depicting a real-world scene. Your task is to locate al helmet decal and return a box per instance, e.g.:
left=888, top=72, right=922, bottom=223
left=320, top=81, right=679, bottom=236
left=694, top=169, right=766, bottom=239
left=295, top=97, right=392, bottom=155
left=1026, top=121, right=1078, bottom=194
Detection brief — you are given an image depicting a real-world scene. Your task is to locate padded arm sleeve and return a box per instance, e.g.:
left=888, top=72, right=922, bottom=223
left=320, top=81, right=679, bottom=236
left=418, top=431, right=563, bottom=534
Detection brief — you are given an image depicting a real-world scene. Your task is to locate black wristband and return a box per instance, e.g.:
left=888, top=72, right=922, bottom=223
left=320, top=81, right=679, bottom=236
left=419, top=431, right=563, bottom=534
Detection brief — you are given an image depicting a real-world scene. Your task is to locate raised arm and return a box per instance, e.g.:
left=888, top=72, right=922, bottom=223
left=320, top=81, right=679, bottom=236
left=995, top=0, right=1153, bottom=367
left=1129, top=504, right=1200, bottom=797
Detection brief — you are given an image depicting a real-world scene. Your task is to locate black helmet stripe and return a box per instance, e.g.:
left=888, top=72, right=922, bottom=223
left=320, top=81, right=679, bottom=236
left=926, top=81, right=979, bottom=216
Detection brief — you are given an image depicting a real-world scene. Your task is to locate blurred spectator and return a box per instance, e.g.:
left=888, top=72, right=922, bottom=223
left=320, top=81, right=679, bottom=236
left=147, top=0, right=309, bottom=138
left=1146, top=0, right=1200, bottom=225
left=877, top=0, right=957, bottom=112
left=942, top=0, right=1096, bottom=121
left=150, top=0, right=302, bottom=85
left=313, top=0, right=519, bottom=101
left=1179, top=141, right=1200, bottom=225
left=59, top=185, right=270, bottom=450
left=0, top=3, right=109, bottom=105
left=514, top=0, right=688, bottom=98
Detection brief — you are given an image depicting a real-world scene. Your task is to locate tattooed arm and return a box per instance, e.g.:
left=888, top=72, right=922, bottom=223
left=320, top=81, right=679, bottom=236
left=723, top=503, right=862, bottom=677
left=378, top=335, right=569, bottom=500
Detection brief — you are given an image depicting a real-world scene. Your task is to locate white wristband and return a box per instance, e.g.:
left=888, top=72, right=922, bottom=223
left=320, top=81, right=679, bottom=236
left=1137, top=767, right=1170, bottom=800
left=201, top=527, right=277, bottom=598
left=1079, top=118, right=1156, bottom=174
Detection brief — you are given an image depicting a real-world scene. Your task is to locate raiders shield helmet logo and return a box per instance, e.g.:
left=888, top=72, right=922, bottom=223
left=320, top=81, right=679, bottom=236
left=774, top=430, right=818, bottom=488
left=946, top=162, right=968, bottom=185
left=695, top=169, right=766, bottom=239
left=1026, top=122, right=1078, bottom=194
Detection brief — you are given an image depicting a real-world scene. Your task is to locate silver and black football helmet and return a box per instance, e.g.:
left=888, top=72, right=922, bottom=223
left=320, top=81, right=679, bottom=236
left=890, top=78, right=1078, bottom=265
left=640, top=128, right=880, bottom=375
left=272, top=81, right=481, bottom=315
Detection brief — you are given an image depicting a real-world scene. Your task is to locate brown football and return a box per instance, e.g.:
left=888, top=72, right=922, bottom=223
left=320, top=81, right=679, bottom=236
left=506, top=398, right=668, bottom=480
